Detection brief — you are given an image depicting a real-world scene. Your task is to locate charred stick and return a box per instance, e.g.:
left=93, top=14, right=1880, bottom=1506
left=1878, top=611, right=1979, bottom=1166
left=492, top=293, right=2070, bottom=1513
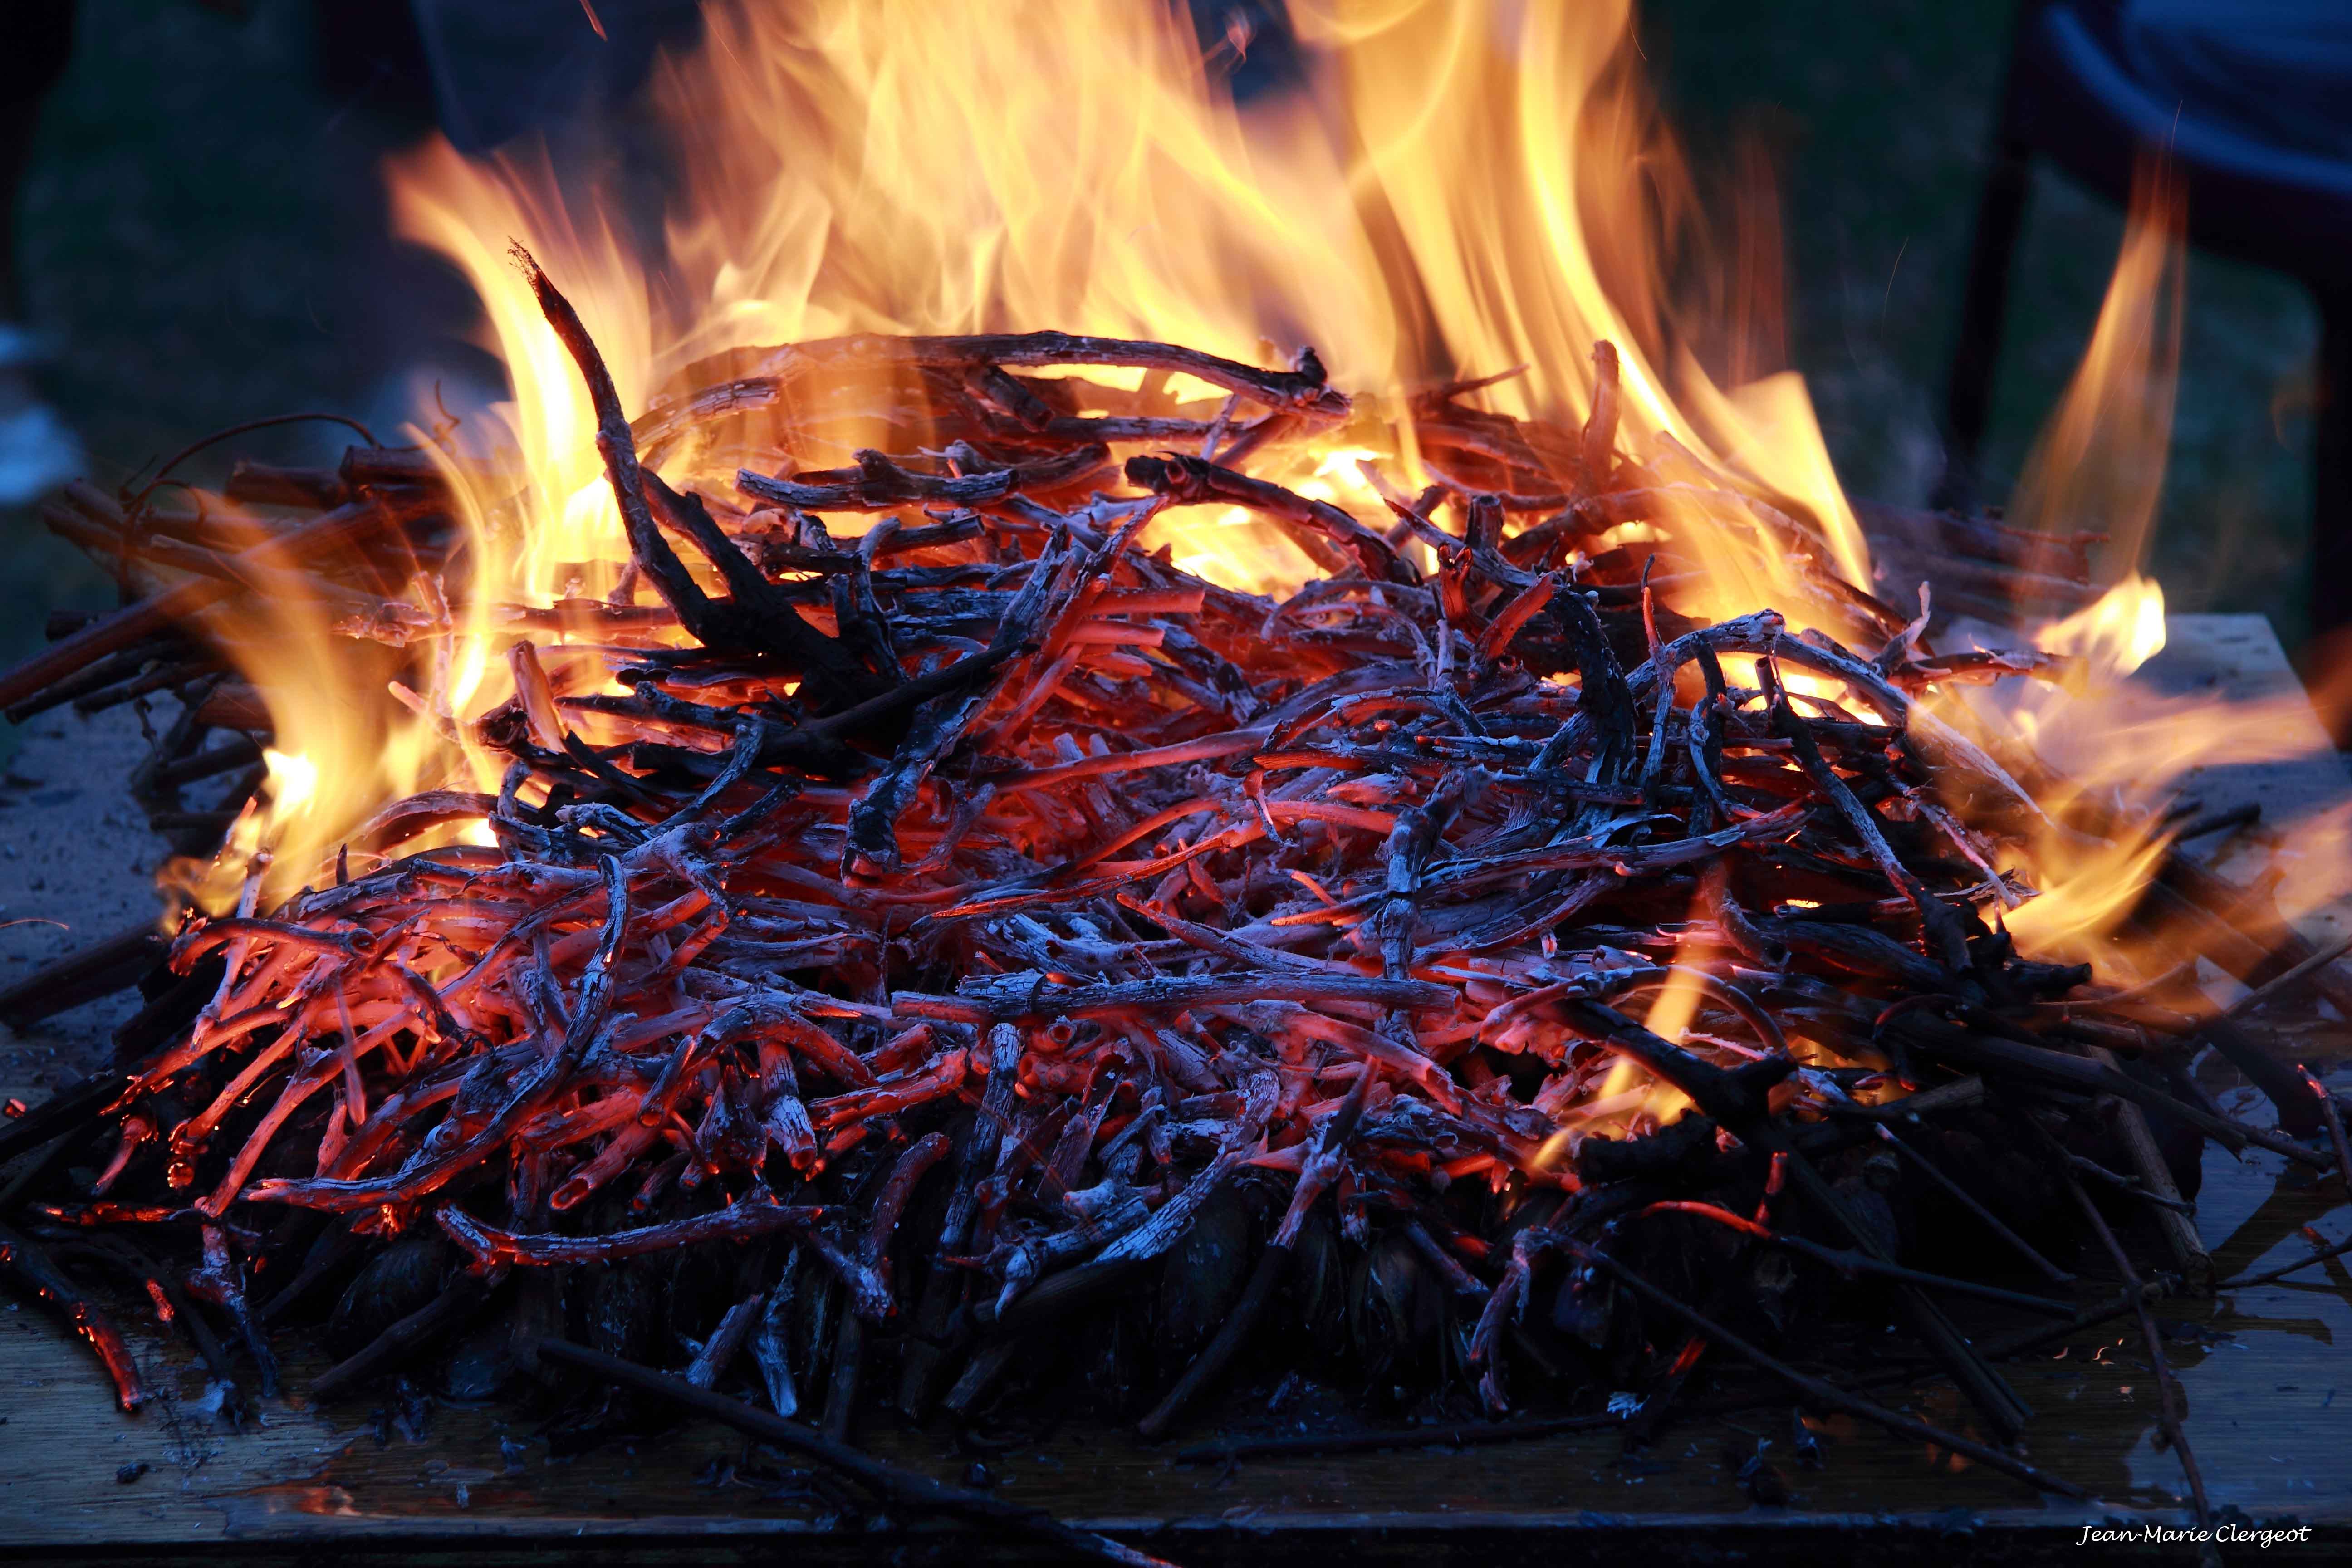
left=1135, top=1237, right=1285, bottom=1441
left=864, top=1131, right=954, bottom=1294
left=1759, top=1131, right=2035, bottom=1440
left=436, top=1200, right=834, bottom=1270
left=2053, top=1149, right=2210, bottom=1524
left=686, top=1293, right=762, bottom=1389
left=941, top=1335, right=1022, bottom=1417
left=2062, top=1151, right=2195, bottom=1215
left=753, top=1267, right=802, bottom=1418
left=842, top=540, right=1071, bottom=873
left=2193, top=1014, right=2329, bottom=1139
left=771, top=328, right=1345, bottom=418
left=1888, top=1012, right=2330, bottom=1169
left=1124, top=452, right=1414, bottom=585
left=1136, top=1068, right=1377, bottom=1436
left=534, top=1337, right=1180, bottom=1568
left=642, top=470, right=875, bottom=701
left=0, top=924, right=169, bottom=1031
left=1859, top=1286, right=2151, bottom=1389
left=905, top=970, right=1454, bottom=1024
left=185, top=1225, right=277, bottom=1397
left=1867, top=1123, right=2076, bottom=1286
left=2086, top=1045, right=2212, bottom=1290
left=521, top=250, right=762, bottom=670
left=2, top=633, right=186, bottom=723
left=0, top=1131, right=73, bottom=1215
left=2161, top=854, right=2352, bottom=1016
left=822, top=1310, right=863, bottom=1445
left=149, top=735, right=263, bottom=791
left=740, top=441, right=1109, bottom=512
left=1580, top=341, right=1621, bottom=491
left=1654, top=1200, right=2070, bottom=1315
left=0, top=488, right=427, bottom=713
left=974, top=1258, right=1154, bottom=1335
left=45, top=491, right=384, bottom=616
left=0, top=1219, right=146, bottom=1409
left=1764, top=662, right=1968, bottom=970
left=257, top=1219, right=359, bottom=1323
left=1763, top=1229, right=2075, bottom=1317
left=54, top=1233, right=239, bottom=1397
left=1552, top=1001, right=2041, bottom=1441
left=0, top=1074, right=125, bottom=1168
left=2299, top=1065, right=2352, bottom=1192
left=2218, top=1230, right=2352, bottom=1290
left=2172, top=802, right=2260, bottom=844
left=310, top=1265, right=506, bottom=1401
left=2224, top=932, right=2352, bottom=1023
left=1567, top=1239, right=2081, bottom=1499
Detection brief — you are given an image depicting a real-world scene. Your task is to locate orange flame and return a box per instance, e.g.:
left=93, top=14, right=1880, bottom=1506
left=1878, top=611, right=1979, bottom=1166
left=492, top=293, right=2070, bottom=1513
left=2009, top=155, right=2184, bottom=592
left=186, top=0, right=1893, bottom=902
left=1968, top=157, right=2343, bottom=983
left=182, top=0, right=2348, bottom=1005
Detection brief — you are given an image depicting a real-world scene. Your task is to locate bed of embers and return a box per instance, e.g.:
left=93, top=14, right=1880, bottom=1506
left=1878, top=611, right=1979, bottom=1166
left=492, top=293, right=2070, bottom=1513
left=4, top=257, right=2351, bottom=1557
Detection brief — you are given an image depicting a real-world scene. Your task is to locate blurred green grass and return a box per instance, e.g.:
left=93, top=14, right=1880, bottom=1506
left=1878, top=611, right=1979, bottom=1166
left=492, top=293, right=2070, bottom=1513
left=1, top=1, right=434, bottom=678
left=1647, top=0, right=2318, bottom=640
left=0, top=0, right=2323, bottom=680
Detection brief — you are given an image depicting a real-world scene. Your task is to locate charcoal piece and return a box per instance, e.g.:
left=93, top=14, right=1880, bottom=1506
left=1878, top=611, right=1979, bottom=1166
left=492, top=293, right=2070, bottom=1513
left=1577, top=1113, right=1719, bottom=1186
left=440, top=1307, right=520, bottom=1402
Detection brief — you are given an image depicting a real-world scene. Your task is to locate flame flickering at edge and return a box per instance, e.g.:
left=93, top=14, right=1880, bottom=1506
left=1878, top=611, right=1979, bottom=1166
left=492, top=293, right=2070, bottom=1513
left=181, top=0, right=2350, bottom=1041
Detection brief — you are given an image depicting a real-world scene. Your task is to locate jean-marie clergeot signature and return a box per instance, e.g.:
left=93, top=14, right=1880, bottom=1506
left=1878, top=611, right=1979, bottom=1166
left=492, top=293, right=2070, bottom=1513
left=2077, top=1524, right=2313, bottom=1548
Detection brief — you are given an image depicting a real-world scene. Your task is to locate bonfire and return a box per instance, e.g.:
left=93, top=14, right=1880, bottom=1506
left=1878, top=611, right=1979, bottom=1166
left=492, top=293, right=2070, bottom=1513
left=1, top=1, right=2345, bottom=1551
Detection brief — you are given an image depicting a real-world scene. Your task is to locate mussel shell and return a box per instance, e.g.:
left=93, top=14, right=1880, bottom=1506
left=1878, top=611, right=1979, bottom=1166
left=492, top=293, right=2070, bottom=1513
left=2147, top=1056, right=2212, bottom=1199
left=663, top=1241, right=733, bottom=1351
left=1736, top=1447, right=1793, bottom=1505
left=508, top=1267, right=567, bottom=1389
left=894, top=1240, right=966, bottom=1420
left=1080, top=1295, right=1156, bottom=1420
left=1747, top=1248, right=1801, bottom=1338
left=1157, top=1183, right=1253, bottom=1361
left=584, top=1260, right=661, bottom=1363
left=1922, top=1117, right=2063, bottom=1255
left=440, top=1301, right=520, bottom=1401
left=1550, top=1262, right=1616, bottom=1352
left=1282, top=1207, right=1349, bottom=1372
left=1349, top=1230, right=1441, bottom=1403
left=327, top=1231, right=447, bottom=1359
left=791, top=1245, right=840, bottom=1396
left=1828, top=1173, right=1902, bottom=1263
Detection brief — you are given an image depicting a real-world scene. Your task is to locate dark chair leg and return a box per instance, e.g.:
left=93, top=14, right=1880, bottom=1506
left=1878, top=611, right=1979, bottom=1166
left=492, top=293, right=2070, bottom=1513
left=1932, top=122, right=2034, bottom=515
left=2313, top=287, right=2351, bottom=650
left=0, top=1, right=77, bottom=322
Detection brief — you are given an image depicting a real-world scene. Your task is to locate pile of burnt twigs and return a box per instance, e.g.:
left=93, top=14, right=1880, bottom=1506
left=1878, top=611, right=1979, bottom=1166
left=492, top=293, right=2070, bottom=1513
left=6, top=255, right=2352, bottom=1534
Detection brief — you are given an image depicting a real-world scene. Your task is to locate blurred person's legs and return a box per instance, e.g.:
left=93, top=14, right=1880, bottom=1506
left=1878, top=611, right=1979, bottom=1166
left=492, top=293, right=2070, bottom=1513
left=0, top=0, right=83, bottom=505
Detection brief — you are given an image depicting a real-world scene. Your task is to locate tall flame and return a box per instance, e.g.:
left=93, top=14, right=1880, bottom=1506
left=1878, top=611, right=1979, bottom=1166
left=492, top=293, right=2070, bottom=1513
left=1971, top=157, right=2348, bottom=979
left=165, top=1, right=2352, bottom=1024
left=195, top=0, right=1890, bottom=900
left=2009, top=156, right=2185, bottom=591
